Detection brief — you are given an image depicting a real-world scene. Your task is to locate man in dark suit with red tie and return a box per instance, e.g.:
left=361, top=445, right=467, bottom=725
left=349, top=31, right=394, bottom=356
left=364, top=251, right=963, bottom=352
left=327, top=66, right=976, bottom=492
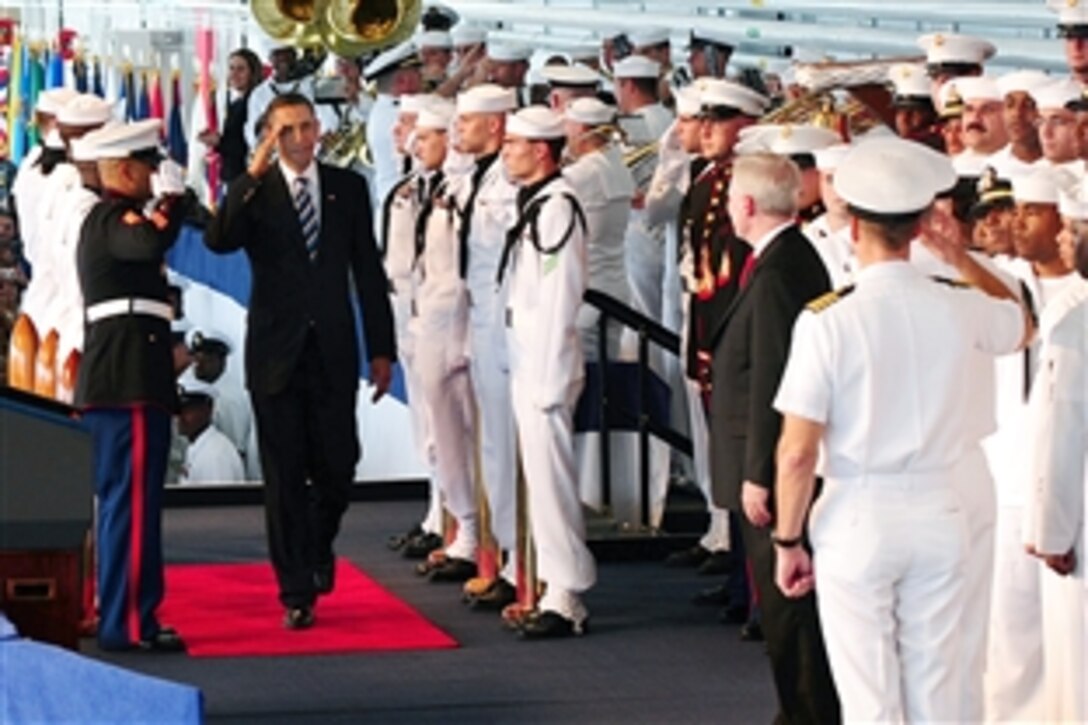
left=709, top=152, right=840, bottom=724
left=206, top=93, right=396, bottom=630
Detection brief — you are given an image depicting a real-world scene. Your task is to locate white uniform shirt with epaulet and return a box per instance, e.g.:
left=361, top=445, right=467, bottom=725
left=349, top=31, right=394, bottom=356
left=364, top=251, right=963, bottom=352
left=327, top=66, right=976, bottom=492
left=180, top=424, right=246, bottom=485
left=804, top=214, right=855, bottom=289
left=11, top=146, right=47, bottom=265
left=21, top=163, right=84, bottom=333
left=504, top=174, right=588, bottom=409
left=774, top=261, right=1024, bottom=477
left=368, top=94, right=402, bottom=213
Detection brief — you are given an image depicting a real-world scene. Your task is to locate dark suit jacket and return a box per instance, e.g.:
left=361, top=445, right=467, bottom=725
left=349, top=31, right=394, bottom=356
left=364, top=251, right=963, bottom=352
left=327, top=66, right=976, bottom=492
left=709, top=223, right=830, bottom=510
left=205, top=163, right=395, bottom=397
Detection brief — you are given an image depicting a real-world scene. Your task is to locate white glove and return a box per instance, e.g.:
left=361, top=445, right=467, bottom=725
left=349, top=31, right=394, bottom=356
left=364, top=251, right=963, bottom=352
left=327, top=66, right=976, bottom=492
left=151, top=158, right=187, bottom=198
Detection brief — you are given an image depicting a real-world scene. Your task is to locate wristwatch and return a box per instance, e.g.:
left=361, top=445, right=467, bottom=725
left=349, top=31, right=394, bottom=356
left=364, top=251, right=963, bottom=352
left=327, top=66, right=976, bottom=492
left=771, top=532, right=804, bottom=549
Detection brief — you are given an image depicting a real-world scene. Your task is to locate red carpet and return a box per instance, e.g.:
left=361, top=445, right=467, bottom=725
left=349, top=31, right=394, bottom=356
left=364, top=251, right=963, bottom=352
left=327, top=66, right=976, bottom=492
left=159, top=560, right=458, bottom=658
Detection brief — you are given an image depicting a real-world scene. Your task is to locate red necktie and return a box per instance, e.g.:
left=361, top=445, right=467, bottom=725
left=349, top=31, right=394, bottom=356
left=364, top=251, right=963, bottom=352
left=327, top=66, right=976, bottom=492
left=739, top=253, right=757, bottom=289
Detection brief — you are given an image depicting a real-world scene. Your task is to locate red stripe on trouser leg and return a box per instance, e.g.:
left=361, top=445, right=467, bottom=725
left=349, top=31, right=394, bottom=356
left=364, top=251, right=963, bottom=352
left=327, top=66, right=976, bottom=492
left=128, top=407, right=147, bottom=643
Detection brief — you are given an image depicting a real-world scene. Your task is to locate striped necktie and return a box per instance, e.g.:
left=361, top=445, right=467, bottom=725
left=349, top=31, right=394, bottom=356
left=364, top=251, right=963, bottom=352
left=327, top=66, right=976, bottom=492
left=294, top=176, right=319, bottom=262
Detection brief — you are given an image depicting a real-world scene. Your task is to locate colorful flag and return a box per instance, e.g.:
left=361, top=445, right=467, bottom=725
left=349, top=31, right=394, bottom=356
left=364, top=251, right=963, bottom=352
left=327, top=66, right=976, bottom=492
left=135, top=71, right=150, bottom=121
left=6, top=30, right=24, bottom=164
left=73, top=56, right=88, bottom=93
left=196, top=27, right=220, bottom=207
left=167, top=71, right=187, bottom=166
left=91, top=57, right=103, bottom=97
left=46, top=46, right=64, bottom=88
left=148, top=70, right=164, bottom=123
left=123, top=65, right=135, bottom=121
left=26, top=47, right=44, bottom=149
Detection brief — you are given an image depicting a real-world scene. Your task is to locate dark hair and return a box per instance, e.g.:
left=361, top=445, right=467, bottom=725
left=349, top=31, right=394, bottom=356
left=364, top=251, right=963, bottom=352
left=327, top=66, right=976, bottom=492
left=230, top=48, right=264, bottom=92
left=926, top=62, right=982, bottom=79
left=265, top=92, right=315, bottom=120
left=627, top=76, right=659, bottom=100
left=544, top=138, right=565, bottom=165
left=849, top=206, right=924, bottom=250
left=1077, top=229, right=1088, bottom=280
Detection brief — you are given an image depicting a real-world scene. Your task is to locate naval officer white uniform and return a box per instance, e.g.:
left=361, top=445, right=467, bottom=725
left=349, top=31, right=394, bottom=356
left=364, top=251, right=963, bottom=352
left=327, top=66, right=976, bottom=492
left=500, top=106, right=595, bottom=637
left=772, top=137, right=1029, bottom=723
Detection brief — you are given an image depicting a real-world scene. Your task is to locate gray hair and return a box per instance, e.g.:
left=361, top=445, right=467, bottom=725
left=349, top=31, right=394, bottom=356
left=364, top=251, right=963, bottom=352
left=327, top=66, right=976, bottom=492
left=731, top=153, right=802, bottom=217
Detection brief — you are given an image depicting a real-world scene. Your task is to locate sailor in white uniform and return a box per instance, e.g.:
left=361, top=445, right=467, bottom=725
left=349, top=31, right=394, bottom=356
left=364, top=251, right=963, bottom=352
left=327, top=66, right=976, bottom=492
left=186, top=328, right=252, bottom=459
left=177, top=377, right=246, bottom=485
left=453, top=84, right=521, bottom=607
left=1023, top=179, right=1088, bottom=723
left=773, top=137, right=1031, bottom=724
left=363, top=42, right=424, bottom=218
left=990, top=70, right=1048, bottom=180
left=803, top=144, right=856, bottom=289
left=499, top=106, right=595, bottom=638
left=243, top=45, right=338, bottom=151
left=1031, top=79, right=1086, bottom=179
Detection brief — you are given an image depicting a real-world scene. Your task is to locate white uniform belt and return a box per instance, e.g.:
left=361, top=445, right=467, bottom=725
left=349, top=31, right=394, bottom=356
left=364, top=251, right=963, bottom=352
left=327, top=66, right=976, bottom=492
left=825, top=469, right=954, bottom=493
left=85, top=298, right=174, bottom=324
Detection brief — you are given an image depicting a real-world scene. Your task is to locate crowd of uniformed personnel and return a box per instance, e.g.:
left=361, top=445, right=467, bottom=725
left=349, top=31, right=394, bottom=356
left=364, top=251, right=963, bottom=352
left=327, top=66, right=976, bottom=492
left=3, top=0, right=1088, bottom=720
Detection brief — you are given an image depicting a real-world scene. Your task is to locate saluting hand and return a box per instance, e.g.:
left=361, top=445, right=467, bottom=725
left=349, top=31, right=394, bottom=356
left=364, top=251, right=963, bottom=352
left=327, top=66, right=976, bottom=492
left=369, top=357, right=392, bottom=404
left=247, top=119, right=283, bottom=179
left=918, top=205, right=968, bottom=267
left=776, top=546, right=815, bottom=598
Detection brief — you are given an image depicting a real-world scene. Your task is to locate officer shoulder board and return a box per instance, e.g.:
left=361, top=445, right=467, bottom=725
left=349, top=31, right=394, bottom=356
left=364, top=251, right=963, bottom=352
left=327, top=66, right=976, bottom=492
left=930, top=275, right=972, bottom=290
left=806, top=284, right=855, bottom=313
left=496, top=192, right=587, bottom=284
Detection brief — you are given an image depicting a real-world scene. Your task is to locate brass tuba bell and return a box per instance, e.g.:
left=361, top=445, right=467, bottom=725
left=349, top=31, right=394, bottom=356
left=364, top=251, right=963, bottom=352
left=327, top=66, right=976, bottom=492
left=250, top=0, right=327, bottom=48
left=320, top=0, right=423, bottom=57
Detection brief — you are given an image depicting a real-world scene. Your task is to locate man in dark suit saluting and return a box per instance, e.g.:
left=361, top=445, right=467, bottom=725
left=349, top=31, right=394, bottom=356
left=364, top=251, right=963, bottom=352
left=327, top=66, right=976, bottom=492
left=207, top=93, right=395, bottom=630
left=710, top=152, right=839, bottom=723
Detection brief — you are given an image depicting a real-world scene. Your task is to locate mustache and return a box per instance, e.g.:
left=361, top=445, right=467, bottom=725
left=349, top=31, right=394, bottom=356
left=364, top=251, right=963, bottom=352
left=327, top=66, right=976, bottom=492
left=965, top=122, right=987, bottom=133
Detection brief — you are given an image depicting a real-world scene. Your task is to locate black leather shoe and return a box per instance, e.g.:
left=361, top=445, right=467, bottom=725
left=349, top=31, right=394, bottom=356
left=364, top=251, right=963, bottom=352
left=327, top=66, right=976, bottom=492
left=283, top=605, right=315, bottom=630
left=403, top=532, right=444, bottom=560
left=517, top=610, right=587, bottom=640
left=718, top=604, right=750, bottom=625
left=691, top=583, right=733, bottom=607
left=314, top=563, right=335, bottom=596
left=428, top=557, right=477, bottom=583
left=664, top=545, right=710, bottom=568
left=387, top=524, right=423, bottom=551
left=467, top=579, right=517, bottom=611
left=697, top=551, right=737, bottom=576
left=138, top=627, right=187, bottom=653
left=740, top=620, right=764, bottom=642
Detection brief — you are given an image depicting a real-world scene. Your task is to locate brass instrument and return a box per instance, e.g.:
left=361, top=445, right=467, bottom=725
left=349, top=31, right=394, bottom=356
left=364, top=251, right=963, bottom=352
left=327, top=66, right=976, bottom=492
left=319, top=113, right=372, bottom=168
left=250, top=0, right=423, bottom=58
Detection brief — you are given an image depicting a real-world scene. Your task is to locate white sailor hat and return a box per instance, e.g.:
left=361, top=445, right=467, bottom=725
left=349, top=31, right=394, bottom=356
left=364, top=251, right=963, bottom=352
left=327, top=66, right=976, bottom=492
left=177, top=375, right=218, bottom=405
left=42, top=128, right=65, bottom=151
left=834, top=137, right=956, bottom=215
left=918, top=33, right=996, bottom=68
left=674, top=86, right=702, bottom=117
left=92, top=119, right=164, bottom=163
left=540, top=63, right=600, bottom=88
left=687, top=29, right=734, bottom=50
left=1012, top=167, right=1071, bottom=205
left=613, top=55, right=661, bottom=80
left=950, top=76, right=1002, bottom=103
left=888, top=64, right=933, bottom=105
left=457, top=84, right=518, bottom=114
left=397, top=94, right=429, bottom=115
left=1049, top=0, right=1088, bottom=37
left=630, top=26, right=670, bottom=48
left=188, top=327, right=232, bottom=355
left=450, top=24, right=487, bottom=47
left=416, top=100, right=456, bottom=130
left=35, top=87, right=79, bottom=116
left=813, top=143, right=852, bottom=172
left=564, top=97, right=615, bottom=126
left=487, top=42, right=532, bottom=63
left=952, top=151, right=989, bottom=179
left=699, top=79, right=769, bottom=118
left=56, top=94, right=114, bottom=127
left=997, top=69, right=1052, bottom=98
left=1030, top=78, right=1083, bottom=111
left=69, top=121, right=121, bottom=162
left=1059, top=180, right=1088, bottom=219
left=362, top=41, right=421, bottom=81
left=737, top=124, right=839, bottom=157
left=416, top=30, right=452, bottom=50
left=506, top=105, right=566, bottom=140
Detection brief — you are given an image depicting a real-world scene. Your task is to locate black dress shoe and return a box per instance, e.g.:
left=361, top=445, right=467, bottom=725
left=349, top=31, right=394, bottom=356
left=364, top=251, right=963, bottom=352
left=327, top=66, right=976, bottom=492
left=387, top=524, right=423, bottom=551
left=691, top=583, right=733, bottom=607
left=664, top=545, right=710, bottom=568
left=718, top=604, right=750, bottom=625
left=740, top=620, right=764, bottom=642
left=467, top=579, right=517, bottom=611
left=517, top=610, right=587, bottom=640
left=314, top=563, right=335, bottom=595
left=138, top=627, right=187, bottom=653
left=403, top=532, right=444, bottom=560
left=697, top=551, right=737, bottom=576
left=428, top=557, right=477, bottom=583
left=283, top=605, right=315, bottom=630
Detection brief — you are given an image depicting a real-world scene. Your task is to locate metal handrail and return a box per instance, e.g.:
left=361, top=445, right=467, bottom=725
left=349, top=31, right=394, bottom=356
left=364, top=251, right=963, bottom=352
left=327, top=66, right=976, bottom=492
left=583, top=288, right=693, bottom=529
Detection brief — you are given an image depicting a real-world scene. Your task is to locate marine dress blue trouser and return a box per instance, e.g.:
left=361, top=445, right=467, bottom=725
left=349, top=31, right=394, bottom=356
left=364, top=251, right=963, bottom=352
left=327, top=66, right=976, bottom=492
left=83, top=406, right=171, bottom=649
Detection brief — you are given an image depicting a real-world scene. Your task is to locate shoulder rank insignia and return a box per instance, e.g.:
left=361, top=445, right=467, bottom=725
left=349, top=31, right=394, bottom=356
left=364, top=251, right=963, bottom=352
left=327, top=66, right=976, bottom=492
left=930, top=275, right=971, bottom=289
left=122, top=210, right=144, bottom=226
left=806, top=285, right=855, bottom=313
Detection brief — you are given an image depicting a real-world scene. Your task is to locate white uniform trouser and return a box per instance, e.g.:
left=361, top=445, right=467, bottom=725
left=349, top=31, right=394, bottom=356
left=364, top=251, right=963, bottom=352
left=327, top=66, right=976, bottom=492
left=511, top=376, right=596, bottom=616
left=949, top=445, right=996, bottom=723
left=811, top=473, right=968, bottom=723
left=685, top=379, right=730, bottom=552
left=415, top=335, right=477, bottom=561
left=625, top=219, right=665, bottom=324
left=1040, top=528, right=1087, bottom=722
left=985, top=504, right=1045, bottom=722
left=468, top=297, right=517, bottom=575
